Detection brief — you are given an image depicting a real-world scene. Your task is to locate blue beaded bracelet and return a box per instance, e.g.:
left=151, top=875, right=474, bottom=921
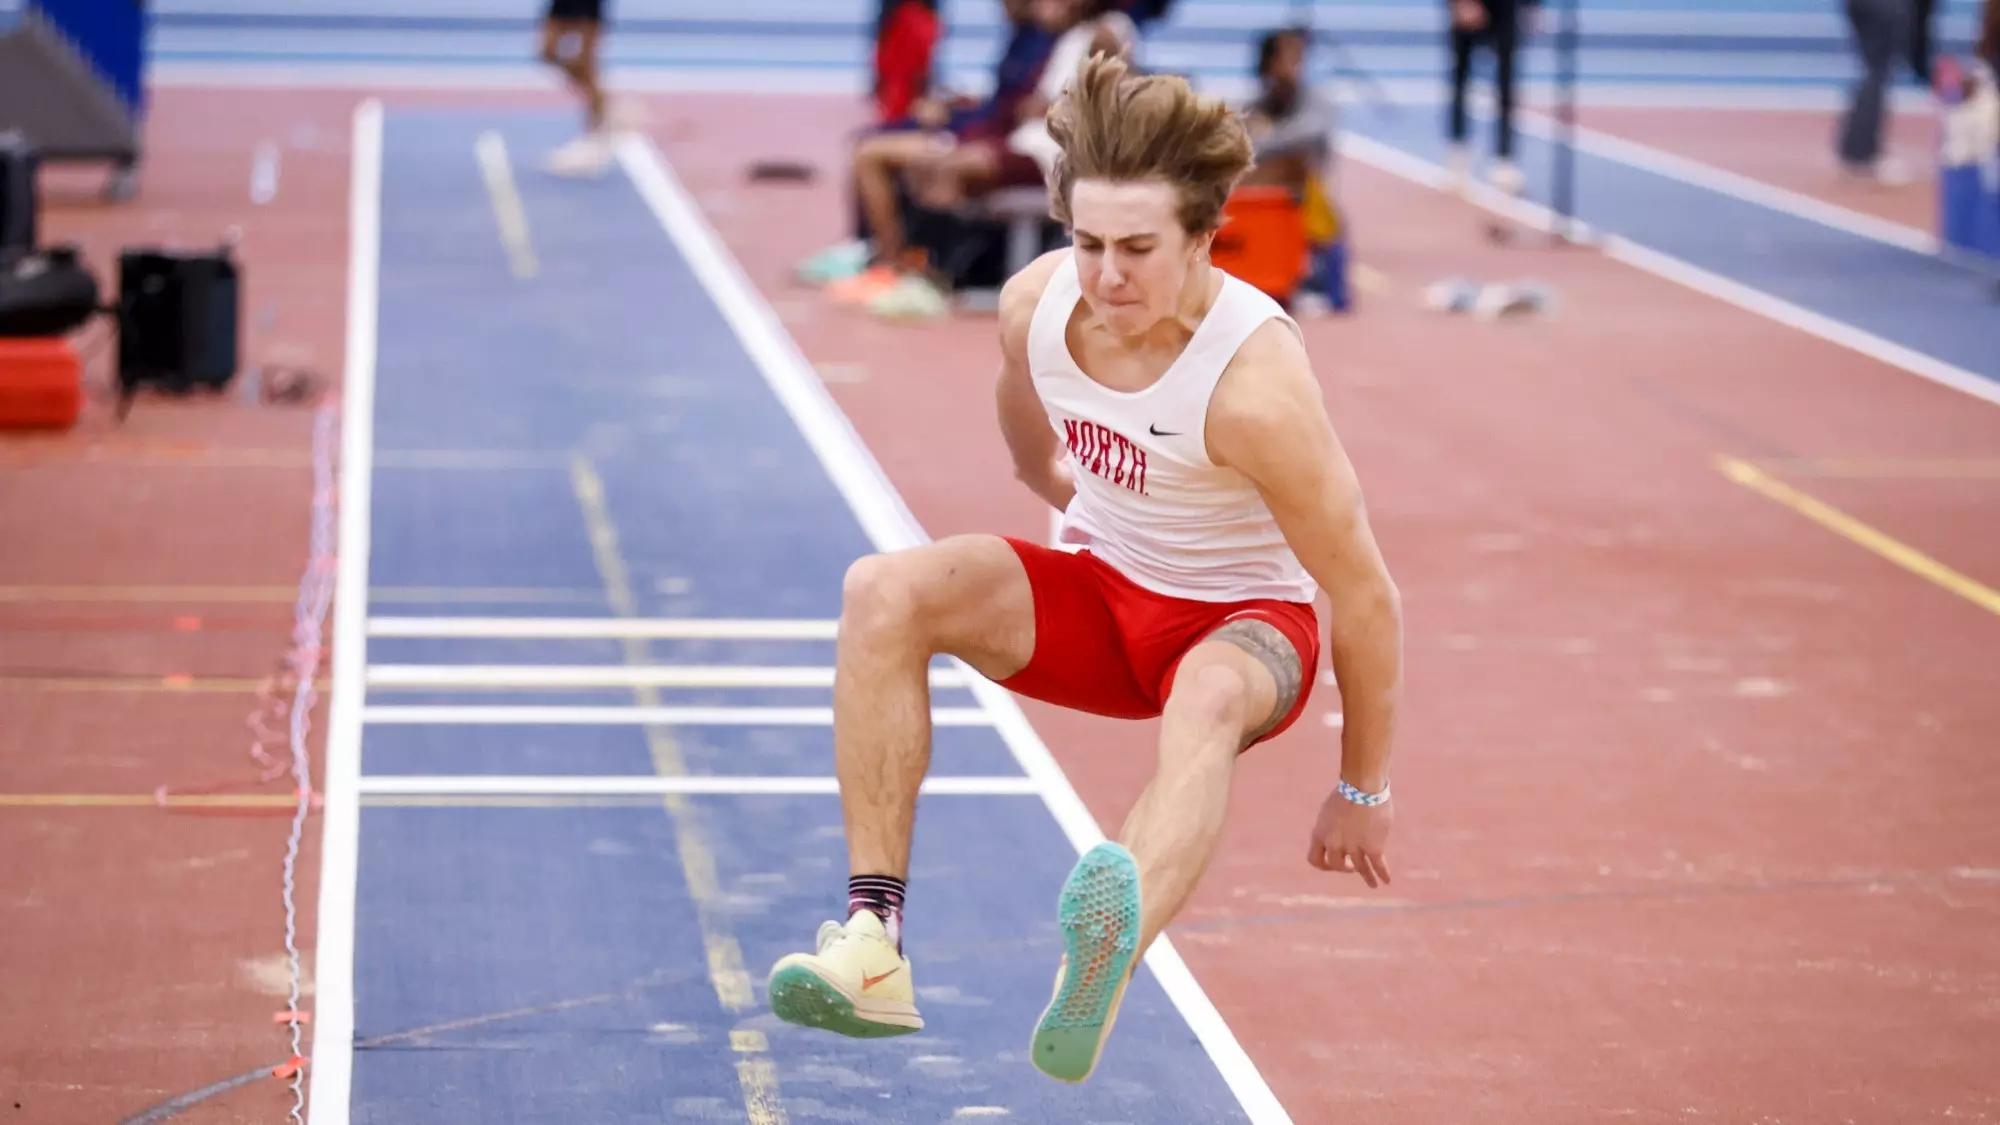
left=1337, top=778, right=1390, bottom=807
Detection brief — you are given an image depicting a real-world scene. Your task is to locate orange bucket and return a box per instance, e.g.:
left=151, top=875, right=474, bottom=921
left=1208, top=186, right=1308, bottom=303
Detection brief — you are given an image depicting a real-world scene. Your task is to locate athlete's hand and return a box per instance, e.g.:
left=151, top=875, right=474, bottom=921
left=1307, top=787, right=1393, bottom=887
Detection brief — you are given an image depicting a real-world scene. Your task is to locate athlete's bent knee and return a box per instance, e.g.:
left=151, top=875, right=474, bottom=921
left=1168, top=661, right=1256, bottom=744
left=840, top=553, right=923, bottom=636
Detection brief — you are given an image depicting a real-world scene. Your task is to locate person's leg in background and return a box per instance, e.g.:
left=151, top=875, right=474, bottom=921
left=1445, top=8, right=1480, bottom=193
left=797, top=98, right=984, bottom=288
left=1303, top=173, right=1350, bottom=313
left=812, top=130, right=949, bottom=305
left=1983, top=0, right=2000, bottom=72
left=867, top=140, right=1011, bottom=321
left=1486, top=9, right=1523, bottom=194
left=797, top=115, right=937, bottom=286
left=1837, top=0, right=1914, bottom=184
left=1909, top=0, right=1935, bottom=83
left=541, top=20, right=605, bottom=133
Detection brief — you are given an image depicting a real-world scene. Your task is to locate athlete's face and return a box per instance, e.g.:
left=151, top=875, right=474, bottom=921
left=1069, top=178, right=1210, bottom=336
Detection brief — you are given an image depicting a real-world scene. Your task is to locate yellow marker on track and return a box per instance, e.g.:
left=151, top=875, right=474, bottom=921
left=1717, top=455, right=2000, bottom=617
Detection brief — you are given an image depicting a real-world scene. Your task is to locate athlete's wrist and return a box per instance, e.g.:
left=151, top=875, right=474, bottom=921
left=1336, top=775, right=1390, bottom=806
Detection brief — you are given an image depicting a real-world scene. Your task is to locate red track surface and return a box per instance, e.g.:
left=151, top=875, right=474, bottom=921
left=1, top=88, right=361, bottom=1124
left=2, top=85, right=593, bottom=1123
left=659, top=93, right=2000, bottom=1124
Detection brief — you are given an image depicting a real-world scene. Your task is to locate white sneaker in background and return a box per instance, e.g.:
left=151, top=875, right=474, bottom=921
left=867, top=274, right=951, bottom=322
left=544, top=133, right=613, bottom=178
left=1445, top=142, right=1472, bottom=196
left=1868, top=156, right=1914, bottom=186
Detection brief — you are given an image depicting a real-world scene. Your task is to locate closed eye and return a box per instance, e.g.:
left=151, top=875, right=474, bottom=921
left=1074, top=235, right=1158, bottom=255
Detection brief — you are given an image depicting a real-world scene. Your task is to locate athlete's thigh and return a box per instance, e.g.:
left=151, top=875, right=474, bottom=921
left=1168, top=611, right=1314, bottom=745
left=848, top=534, right=1151, bottom=710
left=846, top=533, right=1037, bottom=679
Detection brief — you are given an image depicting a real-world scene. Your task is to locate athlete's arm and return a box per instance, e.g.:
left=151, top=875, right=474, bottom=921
left=1206, top=318, right=1403, bottom=885
left=994, top=252, right=1077, bottom=513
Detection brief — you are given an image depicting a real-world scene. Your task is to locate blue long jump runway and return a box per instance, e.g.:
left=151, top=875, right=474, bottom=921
left=312, top=104, right=1287, bottom=1124
left=1342, top=110, right=2000, bottom=397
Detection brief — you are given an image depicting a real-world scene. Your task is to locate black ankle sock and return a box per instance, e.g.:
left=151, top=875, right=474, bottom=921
left=848, top=874, right=906, bottom=951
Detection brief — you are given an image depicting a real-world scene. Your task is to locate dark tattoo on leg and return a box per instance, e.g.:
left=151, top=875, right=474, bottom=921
left=1204, top=618, right=1304, bottom=743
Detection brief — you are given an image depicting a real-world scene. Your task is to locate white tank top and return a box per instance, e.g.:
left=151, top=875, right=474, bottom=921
left=1027, top=252, right=1320, bottom=605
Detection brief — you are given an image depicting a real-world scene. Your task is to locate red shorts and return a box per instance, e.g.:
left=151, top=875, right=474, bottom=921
left=996, top=537, right=1322, bottom=746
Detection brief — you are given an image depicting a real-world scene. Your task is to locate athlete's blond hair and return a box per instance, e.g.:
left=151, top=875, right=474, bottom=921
left=1045, top=51, right=1257, bottom=235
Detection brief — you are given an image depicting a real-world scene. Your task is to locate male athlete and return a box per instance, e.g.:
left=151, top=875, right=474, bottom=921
left=766, top=52, right=1404, bottom=1084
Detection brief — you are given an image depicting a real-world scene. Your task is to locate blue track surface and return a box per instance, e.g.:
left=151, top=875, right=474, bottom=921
left=1344, top=110, right=2000, bottom=386
left=348, top=107, right=1260, bottom=1124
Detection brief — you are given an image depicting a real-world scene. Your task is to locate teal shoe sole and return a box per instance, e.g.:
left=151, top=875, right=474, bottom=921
left=768, top=965, right=922, bottom=1039
left=1032, top=841, right=1143, bottom=1083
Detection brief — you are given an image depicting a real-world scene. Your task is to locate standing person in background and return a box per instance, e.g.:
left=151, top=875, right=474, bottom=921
left=1444, top=0, right=1540, bottom=197
left=1836, top=0, right=1917, bottom=185
left=538, top=0, right=638, bottom=176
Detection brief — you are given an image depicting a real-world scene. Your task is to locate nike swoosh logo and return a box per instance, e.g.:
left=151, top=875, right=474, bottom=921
left=1148, top=424, right=1179, bottom=436
left=861, top=966, right=902, bottom=989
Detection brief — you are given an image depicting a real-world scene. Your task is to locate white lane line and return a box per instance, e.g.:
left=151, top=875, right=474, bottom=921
left=308, top=95, right=383, bottom=1125
left=475, top=129, right=539, bottom=280
left=357, top=774, right=1042, bottom=797
left=1337, top=130, right=2000, bottom=411
left=368, top=616, right=839, bottom=639
left=361, top=704, right=995, bottom=726
left=365, top=664, right=972, bottom=689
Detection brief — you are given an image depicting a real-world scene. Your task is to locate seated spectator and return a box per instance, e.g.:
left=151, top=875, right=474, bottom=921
left=905, top=0, right=1139, bottom=212
left=1238, top=26, right=1349, bottom=310
left=862, top=0, right=1137, bottom=321
left=873, top=0, right=942, bottom=127
left=795, top=0, right=1068, bottom=300
left=1000, top=1, right=1140, bottom=185
left=1243, top=29, right=1333, bottom=187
